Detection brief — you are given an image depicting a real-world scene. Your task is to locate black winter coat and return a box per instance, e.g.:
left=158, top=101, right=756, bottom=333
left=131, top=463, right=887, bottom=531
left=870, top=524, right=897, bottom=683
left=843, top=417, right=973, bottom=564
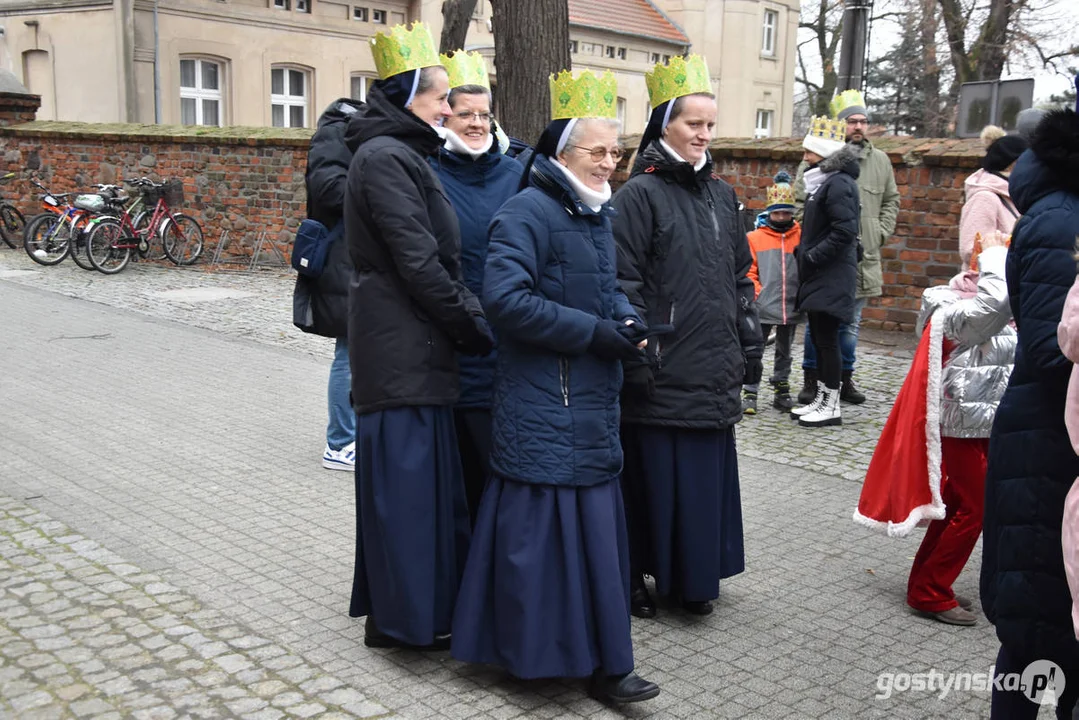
left=980, top=113, right=1079, bottom=668
left=293, top=98, right=362, bottom=339
left=612, top=141, right=763, bottom=429
left=343, top=85, right=489, bottom=414
left=795, top=143, right=860, bottom=323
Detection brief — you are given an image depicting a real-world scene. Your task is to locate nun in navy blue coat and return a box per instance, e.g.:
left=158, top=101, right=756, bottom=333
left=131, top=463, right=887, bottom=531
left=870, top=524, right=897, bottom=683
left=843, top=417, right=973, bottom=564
left=451, top=114, right=661, bottom=705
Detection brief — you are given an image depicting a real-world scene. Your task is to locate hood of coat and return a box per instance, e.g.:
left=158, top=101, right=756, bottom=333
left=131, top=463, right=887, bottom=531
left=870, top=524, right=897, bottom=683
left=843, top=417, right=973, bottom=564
left=964, top=168, right=1011, bottom=201
left=818, top=142, right=862, bottom=178
left=343, top=84, right=443, bottom=157
left=528, top=153, right=613, bottom=219
left=317, top=98, right=364, bottom=131
left=1011, top=109, right=1079, bottom=212
left=630, top=140, right=714, bottom=185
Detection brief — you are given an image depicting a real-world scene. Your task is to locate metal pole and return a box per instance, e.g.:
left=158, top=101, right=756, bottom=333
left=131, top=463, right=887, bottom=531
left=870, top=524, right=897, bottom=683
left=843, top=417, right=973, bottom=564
left=837, top=0, right=872, bottom=92
left=153, top=0, right=161, bottom=123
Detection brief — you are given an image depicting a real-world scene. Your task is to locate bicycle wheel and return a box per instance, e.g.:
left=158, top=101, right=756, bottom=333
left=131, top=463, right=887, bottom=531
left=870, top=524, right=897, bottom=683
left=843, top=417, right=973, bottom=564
left=86, top=218, right=132, bottom=274
left=0, top=204, right=25, bottom=249
left=69, top=221, right=97, bottom=271
left=23, top=213, right=71, bottom=266
left=162, top=213, right=204, bottom=265
left=131, top=211, right=163, bottom=259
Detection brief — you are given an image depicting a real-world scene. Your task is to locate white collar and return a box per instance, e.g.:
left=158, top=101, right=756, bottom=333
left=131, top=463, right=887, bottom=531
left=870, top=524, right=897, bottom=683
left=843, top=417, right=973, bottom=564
left=551, top=160, right=611, bottom=212
left=442, top=128, right=494, bottom=159
left=660, top=138, right=708, bottom=172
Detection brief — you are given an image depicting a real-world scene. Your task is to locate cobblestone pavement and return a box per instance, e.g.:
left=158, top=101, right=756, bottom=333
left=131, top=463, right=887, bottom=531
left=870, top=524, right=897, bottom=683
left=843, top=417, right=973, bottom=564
left=0, top=248, right=1040, bottom=718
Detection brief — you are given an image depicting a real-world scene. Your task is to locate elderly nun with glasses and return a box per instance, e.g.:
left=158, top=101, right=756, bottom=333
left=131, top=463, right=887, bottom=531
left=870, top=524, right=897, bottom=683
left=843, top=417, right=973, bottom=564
left=431, top=50, right=523, bottom=526
left=451, top=69, right=661, bottom=705
left=612, top=55, right=761, bottom=621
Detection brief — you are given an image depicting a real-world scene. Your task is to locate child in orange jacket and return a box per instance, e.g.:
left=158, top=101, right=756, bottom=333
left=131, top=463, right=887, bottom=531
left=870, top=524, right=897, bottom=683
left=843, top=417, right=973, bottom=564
left=743, top=172, right=803, bottom=413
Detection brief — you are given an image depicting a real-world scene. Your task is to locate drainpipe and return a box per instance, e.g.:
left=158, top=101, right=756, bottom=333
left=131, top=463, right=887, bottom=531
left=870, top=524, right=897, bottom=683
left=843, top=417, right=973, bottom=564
left=153, top=0, right=161, bottom=123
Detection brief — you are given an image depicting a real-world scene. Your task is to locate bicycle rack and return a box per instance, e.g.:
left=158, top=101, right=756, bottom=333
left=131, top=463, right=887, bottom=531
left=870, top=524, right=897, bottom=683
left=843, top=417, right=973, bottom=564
left=248, top=231, right=288, bottom=271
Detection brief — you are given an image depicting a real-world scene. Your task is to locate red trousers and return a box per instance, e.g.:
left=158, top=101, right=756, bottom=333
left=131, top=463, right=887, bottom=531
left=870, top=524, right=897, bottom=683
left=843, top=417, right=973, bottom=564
left=907, top=436, right=989, bottom=612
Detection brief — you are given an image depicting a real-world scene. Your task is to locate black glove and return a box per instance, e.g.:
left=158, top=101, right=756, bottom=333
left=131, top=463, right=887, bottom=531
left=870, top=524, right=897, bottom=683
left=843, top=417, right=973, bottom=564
left=619, top=322, right=675, bottom=345
left=743, top=356, right=763, bottom=386
left=458, top=316, right=495, bottom=357
left=856, top=240, right=865, bottom=262
left=589, top=319, right=644, bottom=362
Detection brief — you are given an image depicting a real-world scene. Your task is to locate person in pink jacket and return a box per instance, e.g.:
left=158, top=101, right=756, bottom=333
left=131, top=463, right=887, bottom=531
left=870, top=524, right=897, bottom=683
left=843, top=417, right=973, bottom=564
left=1059, top=273, right=1079, bottom=641
left=957, top=132, right=1027, bottom=271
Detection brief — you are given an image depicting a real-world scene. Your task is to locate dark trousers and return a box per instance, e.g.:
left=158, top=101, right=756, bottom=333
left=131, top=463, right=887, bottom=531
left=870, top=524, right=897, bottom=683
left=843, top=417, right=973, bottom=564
left=991, top=644, right=1079, bottom=719
left=454, top=408, right=492, bottom=527
left=807, top=311, right=841, bottom=389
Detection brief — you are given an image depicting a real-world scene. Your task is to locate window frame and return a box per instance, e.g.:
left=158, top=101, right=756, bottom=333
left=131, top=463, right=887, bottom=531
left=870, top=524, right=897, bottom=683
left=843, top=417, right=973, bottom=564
left=616, top=47, right=627, bottom=60
left=754, top=109, right=774, bottom=138
left=270, top=65, right=310, bottom=128
left=762, top=9, right=778, bottom=56
left=570, top=40, right=579, bottom=54
left=273, top=0, right=289, bottom=9
left=371, top=7, right=386, bottom=23
left=179, top=56, right=224, bottom=127
left=352, top=5, right=367, bottom=20
left=295, top=0, right=310, bottom=11
left=606, top=45, right=615, bottom=58
left=350, top=73, right=373, bottom=102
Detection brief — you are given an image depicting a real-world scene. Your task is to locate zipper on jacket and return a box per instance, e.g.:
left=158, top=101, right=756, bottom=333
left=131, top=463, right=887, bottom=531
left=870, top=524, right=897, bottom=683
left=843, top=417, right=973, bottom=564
left=654, top=301, right=675, bottom=368
left=780, top=232, right=787, bottom=325
left=559, top=356, right=570, bottom=407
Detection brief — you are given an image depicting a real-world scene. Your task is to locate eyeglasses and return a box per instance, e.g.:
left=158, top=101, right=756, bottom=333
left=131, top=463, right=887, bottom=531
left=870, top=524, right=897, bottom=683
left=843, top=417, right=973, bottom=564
left=570, top=145, right=625, bottom=162
left=454, top=111, right=492, bottom=122
left=846, top=118, right=869, bottom=127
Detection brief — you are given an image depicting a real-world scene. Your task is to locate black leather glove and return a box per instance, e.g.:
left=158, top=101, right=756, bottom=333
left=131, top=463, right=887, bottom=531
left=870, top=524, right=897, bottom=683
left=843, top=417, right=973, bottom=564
left=619, top=322, right=675, bottom=345
left=743, top=356, right=763, bottom=386
left=589, top=319, right=644, bottom=362
left=622, top=362, right=655, bottom=401
left=458, top=316, right=495, bottom=357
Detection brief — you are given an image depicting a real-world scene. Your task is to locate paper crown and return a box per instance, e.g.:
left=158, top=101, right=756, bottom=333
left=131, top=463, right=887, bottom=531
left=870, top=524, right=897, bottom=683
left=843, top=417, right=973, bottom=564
left=370, top=22, right=440, bottom=80
left=549, top=70, right=618, bottom=121
left=767, top=172, right=796, bottom=209
left=830, top=89, right=867, bottom=120
left=645, top=54, right=711, bottom=108
left=440, top=50, right=490, bottom=90
left=808, top=115, right=846, bottom=143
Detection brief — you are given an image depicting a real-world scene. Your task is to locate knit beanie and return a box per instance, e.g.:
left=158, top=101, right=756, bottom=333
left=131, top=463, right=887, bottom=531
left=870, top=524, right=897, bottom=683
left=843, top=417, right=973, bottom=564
left=981, top=135, right=1029, bottom=172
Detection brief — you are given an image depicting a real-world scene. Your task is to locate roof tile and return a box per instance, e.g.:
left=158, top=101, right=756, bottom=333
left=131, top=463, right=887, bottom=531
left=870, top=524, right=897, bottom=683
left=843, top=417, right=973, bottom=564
left=568, top=0, right=689, bottom=46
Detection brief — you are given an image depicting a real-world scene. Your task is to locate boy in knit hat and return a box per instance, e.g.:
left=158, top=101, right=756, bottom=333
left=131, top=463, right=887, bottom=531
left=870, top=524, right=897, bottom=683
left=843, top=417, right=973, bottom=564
left=742, top=172, right=803, bottom=413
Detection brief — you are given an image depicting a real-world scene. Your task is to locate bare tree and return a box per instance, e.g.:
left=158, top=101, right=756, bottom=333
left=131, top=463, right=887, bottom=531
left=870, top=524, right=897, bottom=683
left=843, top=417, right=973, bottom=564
left=439, top=0, right=479, bottom=54
left=490, top=0, right=571, bottom=143
left=796, top=0, right=843, bottom=117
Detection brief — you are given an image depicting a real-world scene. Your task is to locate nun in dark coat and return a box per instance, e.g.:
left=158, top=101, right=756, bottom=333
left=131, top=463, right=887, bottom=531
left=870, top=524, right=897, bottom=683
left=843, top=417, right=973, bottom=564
left=451, top=97, right=660, bottom=704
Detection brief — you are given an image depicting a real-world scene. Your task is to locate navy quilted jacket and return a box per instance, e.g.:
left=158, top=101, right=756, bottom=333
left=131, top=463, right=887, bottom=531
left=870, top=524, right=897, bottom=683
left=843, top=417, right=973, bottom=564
left=433, top=145, right=523, bottom=409
left=483, top=154, right=639, bottom=487
left=980, top=146, right=1079, bottom=667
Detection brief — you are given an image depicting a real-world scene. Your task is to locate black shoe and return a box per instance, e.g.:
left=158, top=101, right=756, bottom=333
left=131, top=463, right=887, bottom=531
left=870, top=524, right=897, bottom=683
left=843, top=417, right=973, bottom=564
left=590, top=671, right=660, bottom=704
left=364, top=617, right=450, bottom=651
left=841, top=371, right=866, bottom=405
left=630, top=576, right=656, bottom=619
left=797, top=369, right=818, bottom=405
left=742, top=391, right=758, bottom=415
left=772, top=382, right=795, bottom=410
left=681, top=600, right=714, bottom=615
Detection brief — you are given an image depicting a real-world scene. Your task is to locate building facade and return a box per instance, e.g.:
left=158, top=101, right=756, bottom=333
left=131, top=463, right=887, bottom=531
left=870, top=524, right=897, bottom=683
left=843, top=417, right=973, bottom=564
left=0, top=0, right=796, bottom=136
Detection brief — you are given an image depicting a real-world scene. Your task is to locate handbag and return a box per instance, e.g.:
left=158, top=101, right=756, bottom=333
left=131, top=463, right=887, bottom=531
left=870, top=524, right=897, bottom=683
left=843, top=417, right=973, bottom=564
left=291, top=219, right=341, bottom=278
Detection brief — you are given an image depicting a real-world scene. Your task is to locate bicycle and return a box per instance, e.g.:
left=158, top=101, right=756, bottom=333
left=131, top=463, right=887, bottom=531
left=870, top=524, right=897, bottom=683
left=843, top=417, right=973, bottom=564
left=86, top=177, right=203, bottom=274
left=0, top=172, right=26, bottom=249
left=22, top=180, right=117, bottom=269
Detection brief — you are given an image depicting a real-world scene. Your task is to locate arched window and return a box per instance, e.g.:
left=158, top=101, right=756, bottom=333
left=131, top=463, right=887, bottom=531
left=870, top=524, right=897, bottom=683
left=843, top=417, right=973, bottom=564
left=271, top=65, right=311, bottom=128
left=180, top=57, right=225, bottom=126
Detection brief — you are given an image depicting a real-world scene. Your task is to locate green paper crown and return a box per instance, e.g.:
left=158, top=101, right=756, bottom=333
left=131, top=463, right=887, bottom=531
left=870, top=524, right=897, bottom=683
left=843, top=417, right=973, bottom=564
left=645, top=54, right=712, bottom=108
left=440, top=50, right=490, bottom=90
left=830, top=89, right=866, bottom=119
left=370, top=22, right=440, bottom=80
left=549, top=69, right=618, bottom=121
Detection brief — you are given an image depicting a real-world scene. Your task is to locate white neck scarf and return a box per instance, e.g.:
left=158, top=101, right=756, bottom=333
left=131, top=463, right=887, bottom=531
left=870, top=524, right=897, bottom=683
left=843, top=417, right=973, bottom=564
left=551, top=160, right=611, bottom=212
left=442, top=128, right=494, bottom=159
left=660, top=138, right=708, bottom=172
left=803, top=167, right=831, bottom=197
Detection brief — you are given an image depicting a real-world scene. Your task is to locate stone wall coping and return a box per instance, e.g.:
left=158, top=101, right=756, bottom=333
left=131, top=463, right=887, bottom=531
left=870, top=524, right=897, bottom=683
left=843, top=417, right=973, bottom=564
left=0, top=121, right=314, bottom=147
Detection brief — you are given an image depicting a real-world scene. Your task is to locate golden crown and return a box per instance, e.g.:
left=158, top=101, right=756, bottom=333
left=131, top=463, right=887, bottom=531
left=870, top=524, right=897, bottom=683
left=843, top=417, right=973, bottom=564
left=808, top=115, right=846, bottom=143
left=370, top=22, right=440, bottom=80
left=767, top=183, right=796, bottom=207
left=549, top=69, right=618, bottom=121
left=440, top=50, right=490, bottom=90
left=645, top=54, right=712, bottom=108
left=830, top=89, right=866, bottom=119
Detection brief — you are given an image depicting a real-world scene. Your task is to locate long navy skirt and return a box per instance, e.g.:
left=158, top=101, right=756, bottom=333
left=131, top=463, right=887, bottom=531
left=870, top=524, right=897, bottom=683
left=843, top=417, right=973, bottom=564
left=451, top=475, right=635, bottom=679
left=349, top=406, right=471, bottom=646
left=621, top=425, right=745, bottom=601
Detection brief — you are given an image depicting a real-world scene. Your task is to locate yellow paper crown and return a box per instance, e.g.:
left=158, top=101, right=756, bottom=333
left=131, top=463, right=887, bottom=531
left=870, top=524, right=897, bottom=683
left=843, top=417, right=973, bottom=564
left=549, top=70, right=618, bottom=121
left=439, top=50, right=490, bottom=90
left=808, top=115, right=846, bottom=143
left=645, top=54, right=712, bottom=108
left=370, top=22, right=440, bottom=80
left=830, top=89, right=867, bottom=119
left=767, top=183, right=795, bottom=208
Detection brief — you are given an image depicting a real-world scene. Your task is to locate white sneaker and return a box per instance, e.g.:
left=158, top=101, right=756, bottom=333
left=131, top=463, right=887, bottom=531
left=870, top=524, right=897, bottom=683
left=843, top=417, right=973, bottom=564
left=799, top=387, right=842, bottom=427
left=322, top=442, right=356, bottom=471
left=790, top=387, right=824, bottom=417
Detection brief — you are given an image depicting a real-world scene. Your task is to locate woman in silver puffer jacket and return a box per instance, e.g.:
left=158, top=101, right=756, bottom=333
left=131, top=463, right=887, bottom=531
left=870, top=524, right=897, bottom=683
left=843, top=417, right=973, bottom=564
left=907, top=234, right=1016, bottom=626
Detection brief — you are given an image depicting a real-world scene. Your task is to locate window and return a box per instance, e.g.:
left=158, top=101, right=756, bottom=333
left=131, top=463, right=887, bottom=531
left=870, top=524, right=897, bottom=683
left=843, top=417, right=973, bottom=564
left=569, top=40, right=578, bottom=54
left=616, top=97, right=626, bottom=127
left=350, top=74, right=370, bottom=102
left=271, top=66, right=308, bottom=128
left=353, top=6, right=367, bottom=20
left=180, top=58, right=223, bottom=126
left=662, top=54, right=671, bottom=63
left=762, top=9, right=778, bottom=56
left=606, top=46, right=615, bottom=58
left=296, top=0, right=309, bottom=11
left=372, top=8, right=386, bottom=23
left=273, top=0, right=288, bottom=8
left=616, top=47, right=627, bottom=60
left=755, top=109, right=774, bottom=138
left=651, top=53, right=660, bottom=64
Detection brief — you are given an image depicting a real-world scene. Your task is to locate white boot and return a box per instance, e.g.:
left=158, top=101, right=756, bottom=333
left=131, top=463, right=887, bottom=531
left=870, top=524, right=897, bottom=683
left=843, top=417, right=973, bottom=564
left=799, top=386, right=842, bottom=427
left=791, top=386, right=824, bottom=417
